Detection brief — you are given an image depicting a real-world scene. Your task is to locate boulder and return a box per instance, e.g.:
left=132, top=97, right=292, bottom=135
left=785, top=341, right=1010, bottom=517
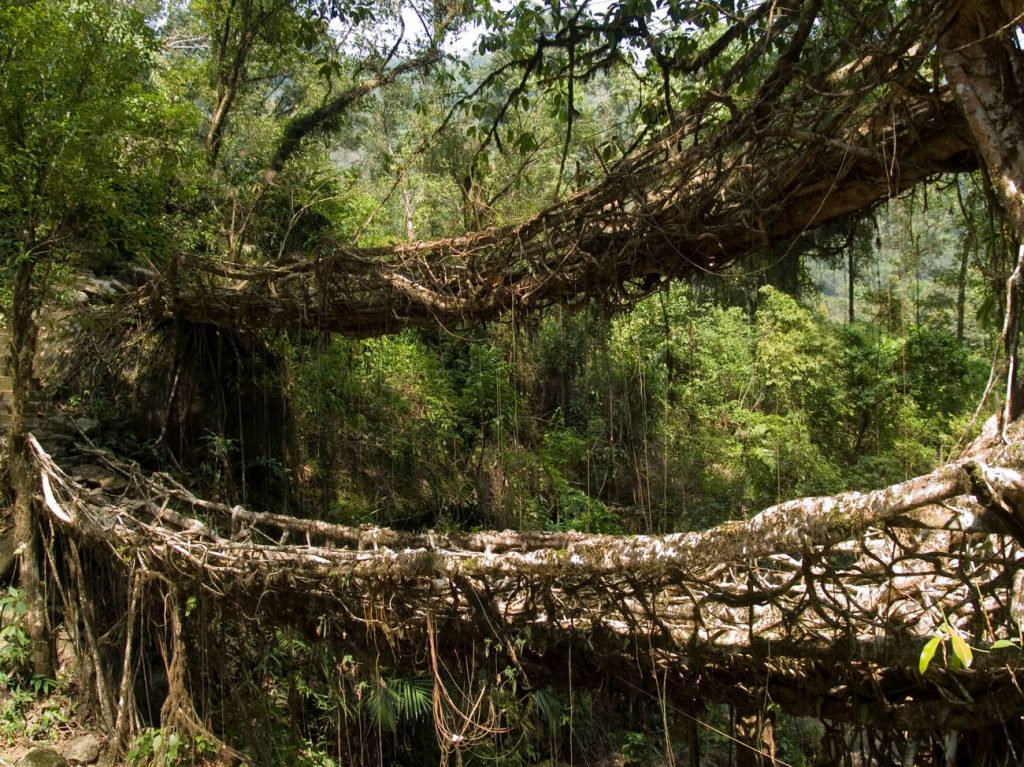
left=73, top=417, right=99, bottom=434
left=17, top=747, right=68, bottom=767
left=69, top=464, right=128, bottom=493
left=64, top=734, right=101, bottom=765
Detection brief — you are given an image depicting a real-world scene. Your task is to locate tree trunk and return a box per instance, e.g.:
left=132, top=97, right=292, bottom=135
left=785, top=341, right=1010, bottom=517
left=205, top=15, right=256, bottom=166
left=734, top=708, right=776, bottom=767
left=942, top=0, right=1024, bottom=420
left=9, top=256, right=53, bottom=678
left=954, top=181, right=974, bottom=341
left=847, top=244, right=855, bottom=324
left=686, top=711, right=700, bottom=767
left=403, top=186, right=416, bottom=242
left=941, top=0, right=1024, bottom=240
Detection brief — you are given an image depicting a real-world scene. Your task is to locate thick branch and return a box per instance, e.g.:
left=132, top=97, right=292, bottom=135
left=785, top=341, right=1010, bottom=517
left=940, top=0, right=1024, bottom=237
left=267, top=52, right=440, bottom=180
left=206, top=0, right=260, bottom=165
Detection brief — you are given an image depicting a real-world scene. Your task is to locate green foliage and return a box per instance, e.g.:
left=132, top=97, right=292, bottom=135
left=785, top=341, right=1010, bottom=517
left=0, top=586, right=31, bottom=689
left=126, top=728, right=216, bottom=767
left=458, top=343, right=517, bottom=437
left=539, top=425, right=621, bottom=532
left=363, top=675, right=433, bottom=732
left=620, top=730, right=650, bottom=764
left=919, top=634, right=941, bottom=674
left=990, top=638, right=1022, bottom=651
left=903, top=325, right=986, bottom=416
left=288, top=331, right=468, bottom=525
left=919, top=620, right=975, bottom=674
left=0, top=587, right=63, bottom=740
left=279, top=263, right=986, bottom=537
left=0, top=0, right=194, bottom=278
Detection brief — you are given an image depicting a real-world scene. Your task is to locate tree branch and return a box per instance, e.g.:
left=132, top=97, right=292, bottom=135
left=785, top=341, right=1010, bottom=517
left=266, top=50, right=440, bottom=181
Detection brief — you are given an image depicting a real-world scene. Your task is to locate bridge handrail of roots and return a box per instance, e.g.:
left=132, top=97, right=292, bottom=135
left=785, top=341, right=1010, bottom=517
left=26, top=428, right=1024, bottom=730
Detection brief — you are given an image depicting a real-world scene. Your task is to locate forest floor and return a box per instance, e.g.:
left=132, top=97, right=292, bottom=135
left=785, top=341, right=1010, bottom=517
left=0, top=691, right=109, bottom=767
left=0, top=634, right=111, bottom=767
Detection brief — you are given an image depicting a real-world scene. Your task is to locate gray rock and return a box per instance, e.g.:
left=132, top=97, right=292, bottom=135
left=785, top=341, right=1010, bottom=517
left=73, top=417, right=99, bottom=434
left=70, top=463, right=129, bottom=494
left=37, top=433, right=75, bottom=449
left=99, top=476, right=129, bottom=494
left=71, top=464, right=116, bottom=487
left=17, top=747, right=68, bottom=767
left=112, top=263, right=156, bottom=287
left=64, top=734, right=101, bottom=765
left=76, top=276, right=122, bottom=300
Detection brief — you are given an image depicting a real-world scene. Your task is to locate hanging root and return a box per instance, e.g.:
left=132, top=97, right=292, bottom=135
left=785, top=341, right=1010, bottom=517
left=111, top=571, right=144, bottom=759
left=428, top=611, right=508, bottom=766
left=67, top=538, right=118, bottom=732
left=156, top=588, right=243, bottom=767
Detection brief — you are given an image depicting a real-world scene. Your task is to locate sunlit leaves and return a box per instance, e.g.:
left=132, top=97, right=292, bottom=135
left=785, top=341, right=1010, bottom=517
left=919, top=621, right=974, bottom=674
left=949, top=627, right=973, bottom=669
left=0, top=0, right=189, bottom=269
left=918, top=635, right=941, bottom=674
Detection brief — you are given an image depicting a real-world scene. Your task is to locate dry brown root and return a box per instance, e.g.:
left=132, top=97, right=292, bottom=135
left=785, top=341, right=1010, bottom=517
left=155, top=590, right=244, bottom=767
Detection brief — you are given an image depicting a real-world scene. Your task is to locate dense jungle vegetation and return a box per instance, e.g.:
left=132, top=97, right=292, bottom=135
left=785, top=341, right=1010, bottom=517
left=275, top=203, right=994, bottom=537
left=1, top=0, right=1023, bottom=764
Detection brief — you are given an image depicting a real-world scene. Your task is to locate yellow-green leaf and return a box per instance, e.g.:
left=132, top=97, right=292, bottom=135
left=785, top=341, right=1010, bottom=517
left=948, top=627, right=973, bottom=669
left=919, top=635, right=941, bottom=674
